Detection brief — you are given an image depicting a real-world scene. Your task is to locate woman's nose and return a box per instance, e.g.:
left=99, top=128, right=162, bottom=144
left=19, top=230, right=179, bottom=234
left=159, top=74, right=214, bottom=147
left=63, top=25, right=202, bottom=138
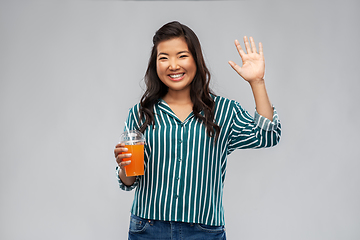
left=168, top=59, right=180, bottom=70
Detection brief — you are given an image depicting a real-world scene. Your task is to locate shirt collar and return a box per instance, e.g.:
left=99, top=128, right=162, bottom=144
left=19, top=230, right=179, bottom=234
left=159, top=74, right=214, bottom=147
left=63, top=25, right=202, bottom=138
left=157, top=98, right=196, bottom=124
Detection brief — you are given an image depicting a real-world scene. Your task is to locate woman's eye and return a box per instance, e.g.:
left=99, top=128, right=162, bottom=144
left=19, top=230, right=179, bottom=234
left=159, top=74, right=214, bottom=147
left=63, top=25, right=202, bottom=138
left=159, top=57, right=167, bottom=60
left=179, top=55, right=188, bottom=58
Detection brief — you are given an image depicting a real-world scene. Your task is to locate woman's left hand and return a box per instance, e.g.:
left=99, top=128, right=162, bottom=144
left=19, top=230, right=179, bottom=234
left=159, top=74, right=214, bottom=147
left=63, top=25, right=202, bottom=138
left=228, top=36, right=265, bottom=84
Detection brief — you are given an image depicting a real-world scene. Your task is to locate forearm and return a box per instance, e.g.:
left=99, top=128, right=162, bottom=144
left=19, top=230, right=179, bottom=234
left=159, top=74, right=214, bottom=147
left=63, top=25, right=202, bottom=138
left=249, top=79, right=273, bottom=121
left=119, top=169, right=136, bottom=186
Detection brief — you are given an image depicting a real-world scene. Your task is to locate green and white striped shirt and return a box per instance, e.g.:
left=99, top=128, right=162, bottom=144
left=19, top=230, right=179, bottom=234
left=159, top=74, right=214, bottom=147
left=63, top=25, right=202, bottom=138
left=116, top=95, right=281, bottom=226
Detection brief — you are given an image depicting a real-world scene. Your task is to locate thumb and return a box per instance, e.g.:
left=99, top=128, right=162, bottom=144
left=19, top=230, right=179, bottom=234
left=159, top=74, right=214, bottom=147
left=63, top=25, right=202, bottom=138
left=228, top=61, right=242, bottom=74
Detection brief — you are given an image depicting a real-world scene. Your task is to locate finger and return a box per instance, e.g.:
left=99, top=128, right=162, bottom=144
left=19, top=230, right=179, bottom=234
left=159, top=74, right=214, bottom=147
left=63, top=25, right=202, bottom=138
left=234, top=39, right=245, bottom=58
left=114, top=147, right=129, bottom=157
left=244, top=36, right=252, bottom=54
left=116, top=153, right=132, bottom=164
left=116, top=153, right=132, bottom=161
left=115, top=142, right=125, bottom=148
left=118, top=160, right=131, bottom=169
left=259, top=42, right=264, bottom=57
left=250, top=37, right=257, bottom=53
left=228, top=61, right=242, bottom=74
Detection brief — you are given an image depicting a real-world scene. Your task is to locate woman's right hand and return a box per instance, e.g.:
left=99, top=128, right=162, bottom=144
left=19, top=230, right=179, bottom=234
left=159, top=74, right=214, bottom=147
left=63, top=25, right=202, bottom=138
left=114, top=143, right=137, bottom=186
left=114, top=143, right=132, bottom=170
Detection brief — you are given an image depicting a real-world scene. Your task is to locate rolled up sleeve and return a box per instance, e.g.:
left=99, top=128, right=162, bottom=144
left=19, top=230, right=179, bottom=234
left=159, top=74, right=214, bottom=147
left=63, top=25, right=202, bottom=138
left=227, top=101, right=281, bottom=154
left=116, top=166, right=140, bottom=191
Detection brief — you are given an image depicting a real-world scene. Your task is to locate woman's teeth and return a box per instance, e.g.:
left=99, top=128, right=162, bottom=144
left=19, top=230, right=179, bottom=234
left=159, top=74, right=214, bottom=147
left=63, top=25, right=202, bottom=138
left=170, top=73, right=184, bottom=78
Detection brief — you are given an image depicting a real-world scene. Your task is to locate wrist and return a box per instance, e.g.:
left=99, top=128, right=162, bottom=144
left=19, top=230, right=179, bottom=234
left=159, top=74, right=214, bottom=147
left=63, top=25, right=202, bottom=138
left=249, top=78, right=264, bottom=84
left=249, top=79, right=265, bottom=89
left=119, top=168, right=136, bottom=186
left=119, top=167, right=126, bottom=178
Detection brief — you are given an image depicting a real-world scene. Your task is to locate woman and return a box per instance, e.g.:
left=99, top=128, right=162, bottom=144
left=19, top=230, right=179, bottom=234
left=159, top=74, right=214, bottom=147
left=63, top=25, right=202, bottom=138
left=114, top=21, right=281, bottom=240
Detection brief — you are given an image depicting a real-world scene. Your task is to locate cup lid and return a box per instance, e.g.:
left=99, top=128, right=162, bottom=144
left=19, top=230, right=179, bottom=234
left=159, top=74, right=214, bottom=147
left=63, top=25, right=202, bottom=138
left=120, top=130, right=145, bottom=144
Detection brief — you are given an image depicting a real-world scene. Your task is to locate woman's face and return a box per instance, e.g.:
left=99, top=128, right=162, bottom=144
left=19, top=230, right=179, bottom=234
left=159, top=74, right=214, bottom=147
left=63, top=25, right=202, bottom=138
left=156, top=37, right=197, bottom=95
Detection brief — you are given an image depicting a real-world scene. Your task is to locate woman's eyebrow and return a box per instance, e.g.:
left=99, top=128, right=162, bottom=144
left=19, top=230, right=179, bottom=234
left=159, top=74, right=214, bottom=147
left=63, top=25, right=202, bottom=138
left=158, top=52, right=168, bottom=57
left=177, top=51, right=190, bottom=55
left=158, top=51, right=190, bottom=57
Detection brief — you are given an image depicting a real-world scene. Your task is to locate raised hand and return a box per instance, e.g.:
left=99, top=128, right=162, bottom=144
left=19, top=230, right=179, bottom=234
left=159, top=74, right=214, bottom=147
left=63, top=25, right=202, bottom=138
left=228, top=36, right=265, bottom=84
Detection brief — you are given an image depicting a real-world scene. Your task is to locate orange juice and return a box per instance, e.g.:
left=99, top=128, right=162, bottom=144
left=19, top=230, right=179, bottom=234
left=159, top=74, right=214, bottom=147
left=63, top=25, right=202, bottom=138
left=122, top=144, right=144, bottom=176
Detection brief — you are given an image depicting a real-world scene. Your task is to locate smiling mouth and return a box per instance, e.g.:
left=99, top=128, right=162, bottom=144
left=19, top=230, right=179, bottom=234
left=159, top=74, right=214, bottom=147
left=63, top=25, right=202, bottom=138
left=168, top=73, right=185, bottom=81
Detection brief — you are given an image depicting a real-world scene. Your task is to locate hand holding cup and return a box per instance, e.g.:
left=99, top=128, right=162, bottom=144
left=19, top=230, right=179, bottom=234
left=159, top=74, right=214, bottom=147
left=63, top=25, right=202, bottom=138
left=114, top=143, right=132, bottom=170
left=117, top=130, right=145, bottom=177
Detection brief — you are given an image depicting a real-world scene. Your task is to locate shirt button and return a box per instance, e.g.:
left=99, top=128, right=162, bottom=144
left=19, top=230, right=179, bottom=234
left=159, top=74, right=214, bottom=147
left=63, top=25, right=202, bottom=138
left=179, top=140, right=182, bottom=143
left=178, top=158, right=182, bottom=162
left=176, top=177, right=180, bottom=180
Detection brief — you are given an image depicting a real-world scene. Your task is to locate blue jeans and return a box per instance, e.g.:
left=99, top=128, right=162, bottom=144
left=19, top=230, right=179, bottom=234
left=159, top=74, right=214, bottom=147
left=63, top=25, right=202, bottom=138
left=128, top=214, right=226, bottom=240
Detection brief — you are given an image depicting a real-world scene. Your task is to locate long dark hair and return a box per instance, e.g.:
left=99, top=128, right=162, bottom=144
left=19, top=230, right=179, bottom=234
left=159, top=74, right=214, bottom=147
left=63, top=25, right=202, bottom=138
left=139, top=21, right=220, bottom=141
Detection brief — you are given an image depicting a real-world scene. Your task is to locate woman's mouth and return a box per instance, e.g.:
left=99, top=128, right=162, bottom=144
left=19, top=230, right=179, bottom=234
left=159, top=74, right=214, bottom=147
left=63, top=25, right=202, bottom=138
left=168, top=73, right=185, bottom=81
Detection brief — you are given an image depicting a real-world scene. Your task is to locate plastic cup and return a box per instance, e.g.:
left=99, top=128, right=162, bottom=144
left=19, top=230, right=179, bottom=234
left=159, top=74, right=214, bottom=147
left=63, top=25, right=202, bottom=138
left=120, top=130, right=145, bottom=176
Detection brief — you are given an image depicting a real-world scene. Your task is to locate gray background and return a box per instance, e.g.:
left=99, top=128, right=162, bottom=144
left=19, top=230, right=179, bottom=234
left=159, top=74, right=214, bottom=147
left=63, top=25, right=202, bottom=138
left=1, top=1, right=360, bottom=239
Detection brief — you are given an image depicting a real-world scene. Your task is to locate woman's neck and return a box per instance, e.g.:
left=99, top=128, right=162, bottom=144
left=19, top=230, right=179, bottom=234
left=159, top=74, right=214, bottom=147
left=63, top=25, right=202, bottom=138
left=163, top=89, right=192, bottom=105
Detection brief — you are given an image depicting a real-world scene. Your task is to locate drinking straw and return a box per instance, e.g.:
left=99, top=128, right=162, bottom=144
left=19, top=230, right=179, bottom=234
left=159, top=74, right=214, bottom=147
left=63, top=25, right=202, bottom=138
left=124, top=122, right=134, bottom=145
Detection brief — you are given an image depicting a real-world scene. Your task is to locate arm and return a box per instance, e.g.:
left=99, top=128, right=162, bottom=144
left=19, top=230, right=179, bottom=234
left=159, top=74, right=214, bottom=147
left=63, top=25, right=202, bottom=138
left=227, top=101, right=281, bottom=154
left=228, top=36, right=273, bottom=121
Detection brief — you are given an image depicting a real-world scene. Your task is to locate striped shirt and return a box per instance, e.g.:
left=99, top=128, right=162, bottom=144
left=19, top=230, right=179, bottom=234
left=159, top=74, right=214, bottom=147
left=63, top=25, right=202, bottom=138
left=116, top=95, right=281, bottom=226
